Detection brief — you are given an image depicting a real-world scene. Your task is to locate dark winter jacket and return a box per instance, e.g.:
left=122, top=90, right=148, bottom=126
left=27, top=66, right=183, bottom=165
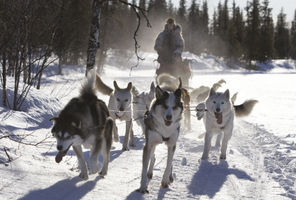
left=154, top=24, right=184, bottom=64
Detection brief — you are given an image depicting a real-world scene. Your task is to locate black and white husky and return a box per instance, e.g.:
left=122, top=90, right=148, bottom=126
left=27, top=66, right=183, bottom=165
left=137, top=79, right=183, bottom=193
left=50, top=70, right=114, bottom=180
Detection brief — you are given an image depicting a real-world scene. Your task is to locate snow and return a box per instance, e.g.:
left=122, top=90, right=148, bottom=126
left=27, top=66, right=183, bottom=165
left=1, top=52, right=296, bottom=200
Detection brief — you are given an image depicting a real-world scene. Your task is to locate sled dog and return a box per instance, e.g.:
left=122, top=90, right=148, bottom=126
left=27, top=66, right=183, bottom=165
left=132, top=82, right=155, bottom=134
left=137, top=78, right=183, bottom=193
left=156, top=73, right=191, bottom=130
left=50, top=70, right=114, bottom=180
left=95, top=75, right=134, bottom=151
left=196, top=88, right=258, bottom=160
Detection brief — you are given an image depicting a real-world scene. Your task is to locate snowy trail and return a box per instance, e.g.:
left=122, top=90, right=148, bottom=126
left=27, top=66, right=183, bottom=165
left=1, top=60, right=295, bottom=199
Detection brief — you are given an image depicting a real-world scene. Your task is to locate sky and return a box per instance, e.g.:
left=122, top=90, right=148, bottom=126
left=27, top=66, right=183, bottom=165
left=172, top=0, right=296, bottom=23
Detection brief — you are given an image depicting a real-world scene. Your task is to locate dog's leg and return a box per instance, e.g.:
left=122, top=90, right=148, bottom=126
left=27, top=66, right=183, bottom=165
left=113, top=123, right=119, bottom=142
left=137, top=142, right=153, bottom=193
left=129, top=121, right=136, bottom=147
left=89, top=139, right=102, bottom=174
left=202, top=132, right=213, bottom=160
left=147, top=145, right=156, bottom=179
left=73, top=145, right=88, bottom=180
left=215, top=132, right=223, bottom=147
left=122, top=120, right=132, bottom=151
left=220, top=127, right=233, bottom=160
left=161, top=144, right=176, bottom=188
left=101, top=119, right=113, bottom=176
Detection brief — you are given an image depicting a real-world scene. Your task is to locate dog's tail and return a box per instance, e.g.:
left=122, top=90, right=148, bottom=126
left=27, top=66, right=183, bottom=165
left=234, top=100, right=258, bottom=117
left=80, top=68, right=97, bottom=103
left=95, top=74, right=113, bottom=96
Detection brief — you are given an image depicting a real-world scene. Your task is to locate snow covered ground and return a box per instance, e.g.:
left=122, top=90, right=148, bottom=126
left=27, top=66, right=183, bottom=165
left=0, top=52, right=296, bottom=200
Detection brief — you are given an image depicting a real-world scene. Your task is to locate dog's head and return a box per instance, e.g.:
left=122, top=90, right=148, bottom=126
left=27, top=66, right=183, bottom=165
left=113, top=81, right=132, bottom=112
left=50, top=117, right=83, bottom=163
left=206, top=88, right=231, bottom=124
left=153, top=80, right=183, bottom=127
left=133, top=82, right=155, bottom=110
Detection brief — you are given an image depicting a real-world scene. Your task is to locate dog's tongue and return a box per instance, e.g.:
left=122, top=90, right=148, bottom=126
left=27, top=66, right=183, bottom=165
left=55, top=151, right=67, bottom=163
left=215, top=112, right=223, bottom=124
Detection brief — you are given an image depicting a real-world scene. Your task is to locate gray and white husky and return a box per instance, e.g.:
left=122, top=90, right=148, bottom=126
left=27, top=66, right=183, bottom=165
left=196, top=88, right=258, bottom=160
left=137, top=79, right=183, bottom=193
left=95, top=75, right=134, bottom=151
left=50, top=70, right=114, bottom=180
left=132, top=82, right=155, bottom=134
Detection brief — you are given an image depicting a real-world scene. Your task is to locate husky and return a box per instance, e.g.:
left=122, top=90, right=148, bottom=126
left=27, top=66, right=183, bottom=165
left=50, top=70, right=114, bottom=180
left=196, top=88, right=258, bottom=160
left=132, top=82, right=155, bottom=134
left=156, top=73, right=191, bottom=130
left=137, top=78, right=183, bottom=193
left=95, top=75, right=134, bottom=151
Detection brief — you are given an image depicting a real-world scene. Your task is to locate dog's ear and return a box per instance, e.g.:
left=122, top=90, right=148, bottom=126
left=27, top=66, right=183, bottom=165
left=174, top=88, right=182, bottom=99
left=150, top=82, right=155, bottom=91
left=126, top=82, right=132, bottom=91
left=114, top=81, right=120, bottom=90
left=178, top=77, right=182, bottom=89
left=209, top=87, right=216, bottom=97
left=224, top=89, right=230, bottom=99
left=155, top=85, right=164, bottom=99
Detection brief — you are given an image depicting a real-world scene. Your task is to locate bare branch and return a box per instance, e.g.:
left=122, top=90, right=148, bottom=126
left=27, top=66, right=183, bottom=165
left=118, top=0, right=151, bottom=74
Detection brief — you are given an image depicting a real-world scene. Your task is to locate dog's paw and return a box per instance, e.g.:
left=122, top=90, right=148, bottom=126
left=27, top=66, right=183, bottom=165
left=220, top=154, right=226, bottom=160
left=99, top=170, right=107, bottom=177
left=136, top=188, right=149, bottom=194
left=89, top=165, right=99, bottom=174
left=122, top=146, right=130, bottom=151
left=147, top=172, right=153, bottom=179
left=161, top=180, right=170, bottom=188
left=79, top=172, right=89, bottom=180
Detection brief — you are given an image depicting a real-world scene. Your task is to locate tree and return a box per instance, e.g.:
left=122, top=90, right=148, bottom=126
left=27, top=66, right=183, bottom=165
left=259, top=0, right=274, bottom=61
left=290, top=10, right=296, bottom=59
left=245, top=0, right=261, bottom=62
left=274, top=8, right=290, bottom=58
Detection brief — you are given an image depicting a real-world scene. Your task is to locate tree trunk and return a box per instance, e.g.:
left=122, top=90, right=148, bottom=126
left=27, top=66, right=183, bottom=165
left=2, top=52, right=7, bottom=107
left=86, top=0, right=103, bottom=75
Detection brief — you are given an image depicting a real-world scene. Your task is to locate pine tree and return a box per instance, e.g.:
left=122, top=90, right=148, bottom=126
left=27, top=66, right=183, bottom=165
left=245, top=0, right=261, bottom=61
left=275, top=8, right=290, bottom=58
left=259, top=0, right=274, bottom=61
left=167, top=0, right=174, bottom=17
left=177, top=0, right=186, bottom=24
left=290, top=10, right=296, bottom=59
left=139, top=0, right=146, bottom=10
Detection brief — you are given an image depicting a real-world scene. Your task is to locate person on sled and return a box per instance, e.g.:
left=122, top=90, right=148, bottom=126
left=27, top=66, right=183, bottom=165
left=154, top=18, right=185, bottom=76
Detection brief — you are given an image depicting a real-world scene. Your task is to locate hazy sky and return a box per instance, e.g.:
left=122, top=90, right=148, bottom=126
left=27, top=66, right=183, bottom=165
left=172, top=0, right=296, bottom=22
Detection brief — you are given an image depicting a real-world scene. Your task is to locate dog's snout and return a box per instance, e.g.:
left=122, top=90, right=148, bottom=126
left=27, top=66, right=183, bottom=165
left=119, top=107, right=124, bottom=111
left=57, top=145, right=63, bottom=151
left=166, top=115, right=172, bottom=121
left=216, top=108, right=221, bottom=113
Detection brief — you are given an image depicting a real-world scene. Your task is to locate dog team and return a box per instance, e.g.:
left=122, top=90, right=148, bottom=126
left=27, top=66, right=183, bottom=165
left=50, top=69, right=258, bottom=193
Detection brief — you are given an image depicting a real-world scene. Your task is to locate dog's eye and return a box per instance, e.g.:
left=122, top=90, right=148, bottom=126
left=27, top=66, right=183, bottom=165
left=124, top=99, right=128, bottom=102
left=221, top=101, right=225, bottom=104
left=164, top=104, right=168, bottom=109
left=116, top=98, right=120, bottom=102
left=213, top=101, right=216, bottom=104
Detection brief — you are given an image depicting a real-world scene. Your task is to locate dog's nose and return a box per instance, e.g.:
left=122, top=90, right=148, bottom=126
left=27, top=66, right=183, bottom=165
left=119, top=107, right=124, bottom=111
left=57, top=145, right=63, bottom=151
left=216, top=108, right=221, bottom=112
left=166, top=115, right=172, bottom=121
